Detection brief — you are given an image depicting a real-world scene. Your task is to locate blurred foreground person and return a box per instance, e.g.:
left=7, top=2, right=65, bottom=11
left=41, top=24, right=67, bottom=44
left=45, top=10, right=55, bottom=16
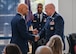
left=46, top=35, right=63, bottom=54
left=10, top=3, right=39, bottom=54
left=2, top=44, right=22, bottom=54
left=35, top=46, right=53, bottom=54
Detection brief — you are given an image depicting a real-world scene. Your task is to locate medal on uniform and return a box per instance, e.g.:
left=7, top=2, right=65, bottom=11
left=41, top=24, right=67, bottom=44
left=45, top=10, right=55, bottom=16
left=44, top=18, right=46, bottom=22
left=50, top=27, right=54, bottom=30
left=50, top=17, right=55, bottom=30
left=50, top=21, right=55, bottom=25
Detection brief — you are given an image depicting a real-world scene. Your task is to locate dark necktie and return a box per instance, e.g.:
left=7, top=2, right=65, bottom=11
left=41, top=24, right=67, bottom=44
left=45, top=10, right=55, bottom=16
left=39, top=14, right=40, bottom=22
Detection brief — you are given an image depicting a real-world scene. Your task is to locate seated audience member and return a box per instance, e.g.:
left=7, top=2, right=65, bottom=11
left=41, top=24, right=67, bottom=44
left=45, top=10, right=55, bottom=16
left=74, top=45, right=76, bottom=54
left=35, top=46, right=53, bottom=54
left=46, top=35, right=63, bottom=54
left=2, top=44, right=22, bottom=54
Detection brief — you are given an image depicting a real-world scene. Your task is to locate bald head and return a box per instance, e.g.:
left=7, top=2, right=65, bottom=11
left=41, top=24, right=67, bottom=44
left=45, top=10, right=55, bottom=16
left=17, top=3, right=28, bottom=15
left=45, top=3, right=55, bottom=16
left=35, top=46, right=53, bottom=54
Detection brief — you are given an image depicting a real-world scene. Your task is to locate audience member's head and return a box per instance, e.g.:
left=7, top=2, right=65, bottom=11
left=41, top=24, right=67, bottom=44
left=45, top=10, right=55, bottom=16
left=17, top=3, right=29, bottom=16
left=2, top=44, right=22, bottom=54
left=46, top=35, right=63, bottom=54
left=35, top=46, right=53, bottom=54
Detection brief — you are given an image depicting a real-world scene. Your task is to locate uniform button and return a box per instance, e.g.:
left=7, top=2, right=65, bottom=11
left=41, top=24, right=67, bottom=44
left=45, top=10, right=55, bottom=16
left=39, top=28, right=41, bottom=30
left=39, top=24, right=41, bottom=26
left=50, top=27, right=54, bottom=30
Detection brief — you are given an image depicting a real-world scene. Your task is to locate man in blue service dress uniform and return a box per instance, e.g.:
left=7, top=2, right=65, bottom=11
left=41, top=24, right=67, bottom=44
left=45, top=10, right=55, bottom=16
left=31, top=3, right=48, bottom=54
left=39, top=3, right=65, bottom=50
left=10, top=4, right=39, bottom=54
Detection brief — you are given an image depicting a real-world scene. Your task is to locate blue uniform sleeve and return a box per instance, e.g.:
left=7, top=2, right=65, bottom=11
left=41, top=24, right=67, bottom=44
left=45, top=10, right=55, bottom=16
left=39, top=18, right=49, bottom=38
left=54, top=16, right=64, bottom=36
left=54, top=16, right=65, bottom=50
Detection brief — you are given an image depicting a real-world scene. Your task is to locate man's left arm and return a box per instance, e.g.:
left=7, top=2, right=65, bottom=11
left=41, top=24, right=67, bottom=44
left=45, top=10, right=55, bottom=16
left=54, top=16, right=64, bottom=36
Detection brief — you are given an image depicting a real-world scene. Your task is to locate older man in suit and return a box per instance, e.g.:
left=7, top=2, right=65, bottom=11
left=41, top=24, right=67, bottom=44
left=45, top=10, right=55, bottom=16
left=39, top=3, right=65, bottom=50
left=10, top=3, right=39, bottom=54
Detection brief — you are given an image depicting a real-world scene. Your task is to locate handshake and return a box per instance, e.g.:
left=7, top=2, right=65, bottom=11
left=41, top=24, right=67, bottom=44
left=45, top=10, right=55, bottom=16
left=32, top=28, right=40, bottom=42
left=34, top=35, right=40, bottom=42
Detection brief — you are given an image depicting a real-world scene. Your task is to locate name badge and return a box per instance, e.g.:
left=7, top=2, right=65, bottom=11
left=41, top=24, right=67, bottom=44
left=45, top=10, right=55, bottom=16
left=50, top=21, right=55, bottom=25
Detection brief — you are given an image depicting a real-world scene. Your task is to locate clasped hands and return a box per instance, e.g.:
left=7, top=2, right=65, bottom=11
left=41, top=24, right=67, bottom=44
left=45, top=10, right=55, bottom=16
left=34, top=35, right=40, bottom=42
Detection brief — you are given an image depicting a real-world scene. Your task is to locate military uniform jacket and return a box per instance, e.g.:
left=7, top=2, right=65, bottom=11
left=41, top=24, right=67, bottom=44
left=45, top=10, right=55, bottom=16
left=32, top=12, right=48, bottom=32
left=39, top=12, right=65, bottom=43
